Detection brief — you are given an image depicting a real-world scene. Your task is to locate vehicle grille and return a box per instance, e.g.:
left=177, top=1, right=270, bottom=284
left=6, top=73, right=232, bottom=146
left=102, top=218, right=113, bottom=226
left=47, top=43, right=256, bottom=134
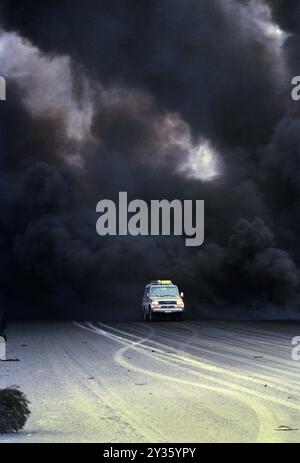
left=159, top=301, right=176, bottom=305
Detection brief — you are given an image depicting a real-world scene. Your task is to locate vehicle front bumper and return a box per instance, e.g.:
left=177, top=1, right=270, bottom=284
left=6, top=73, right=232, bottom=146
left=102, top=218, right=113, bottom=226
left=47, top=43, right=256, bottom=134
left=152, top=307, right=184, bottom=313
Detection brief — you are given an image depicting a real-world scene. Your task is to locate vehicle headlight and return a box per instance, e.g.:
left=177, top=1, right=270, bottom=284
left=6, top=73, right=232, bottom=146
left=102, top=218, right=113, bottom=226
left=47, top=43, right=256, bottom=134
left=151, top=300, right=159, bottom=306
left=176, top=299, right=183, bottom=306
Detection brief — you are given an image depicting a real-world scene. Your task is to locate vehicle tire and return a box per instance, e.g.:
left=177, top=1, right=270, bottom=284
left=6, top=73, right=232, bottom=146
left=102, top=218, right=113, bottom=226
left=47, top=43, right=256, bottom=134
left=149, top=309, right=153, bottom=322
left=177, top=313, right=184, bottom=321
left=143, top=310, right=149, bottom=321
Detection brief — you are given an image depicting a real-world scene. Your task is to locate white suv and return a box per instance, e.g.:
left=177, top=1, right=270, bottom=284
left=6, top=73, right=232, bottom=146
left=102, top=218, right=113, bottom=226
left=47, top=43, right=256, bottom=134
left=142, top=280, right=185, bottom=321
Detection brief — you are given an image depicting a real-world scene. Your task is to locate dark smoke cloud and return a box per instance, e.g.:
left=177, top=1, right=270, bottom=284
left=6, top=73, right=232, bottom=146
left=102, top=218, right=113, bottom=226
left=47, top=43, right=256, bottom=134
left=265, top=0, right=300, bottom=33
left=0, top=1, right=300, bottom=319
left=0, top=0, right=287, bottom=148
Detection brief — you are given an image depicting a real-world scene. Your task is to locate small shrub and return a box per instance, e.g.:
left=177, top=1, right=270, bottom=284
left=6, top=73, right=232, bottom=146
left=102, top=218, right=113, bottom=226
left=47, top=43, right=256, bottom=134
left=0, top=387, right=31, bottom=433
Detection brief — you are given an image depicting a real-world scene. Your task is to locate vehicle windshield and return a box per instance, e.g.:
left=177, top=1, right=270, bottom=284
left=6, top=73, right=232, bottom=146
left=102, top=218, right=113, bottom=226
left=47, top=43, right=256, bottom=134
left=150, top=286, right=179, bottom=297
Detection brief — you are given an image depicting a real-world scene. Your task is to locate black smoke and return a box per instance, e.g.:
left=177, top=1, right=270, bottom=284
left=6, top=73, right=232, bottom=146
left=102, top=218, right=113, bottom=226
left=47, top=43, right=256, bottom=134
left=0, top=1, right=300, bottom=320
left=0, top=0, right=286, bottom=146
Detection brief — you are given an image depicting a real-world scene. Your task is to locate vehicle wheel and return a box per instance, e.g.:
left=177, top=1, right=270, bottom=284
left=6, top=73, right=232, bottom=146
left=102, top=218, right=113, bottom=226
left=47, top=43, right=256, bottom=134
left=143, top=310, right=149, bottom=321
left=149, top=310, right=153, bottom=322
left=177, top=313, right=184, bottom=321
